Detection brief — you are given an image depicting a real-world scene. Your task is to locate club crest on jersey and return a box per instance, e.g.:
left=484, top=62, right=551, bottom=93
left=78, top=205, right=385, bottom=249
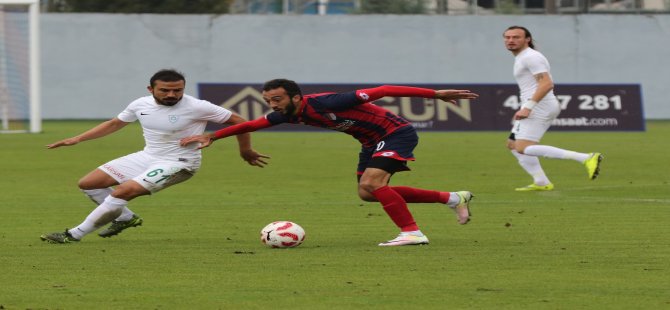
left=358, top=92, right=370, bottom=101
left=168, top=115, right=179, bottom=123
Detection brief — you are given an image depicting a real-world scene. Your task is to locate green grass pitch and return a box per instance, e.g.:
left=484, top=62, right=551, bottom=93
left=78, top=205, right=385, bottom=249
left=1, top=120, right=669, bottom=309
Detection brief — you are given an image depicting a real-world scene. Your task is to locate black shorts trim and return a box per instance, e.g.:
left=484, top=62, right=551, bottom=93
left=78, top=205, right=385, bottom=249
left=367, top=156, right=408, bottom=174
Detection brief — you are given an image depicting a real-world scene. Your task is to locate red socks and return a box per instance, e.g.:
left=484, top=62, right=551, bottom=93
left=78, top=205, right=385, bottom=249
left=391, top=186, right=450, bottom=204
left=370, top=186, right=451, bottom=232
left=371, top=186, right=418, bottom=232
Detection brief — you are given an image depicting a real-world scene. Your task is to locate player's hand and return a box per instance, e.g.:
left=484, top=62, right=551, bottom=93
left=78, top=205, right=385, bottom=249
left=180, top=135, right=213, bottom=149
left=46, top=137, right=79, bottom=149
left=240, top=149, right=271, bottom=168
left=514, top=108, right=531, bottom=120
left=434, top=89, right=479, bottom=104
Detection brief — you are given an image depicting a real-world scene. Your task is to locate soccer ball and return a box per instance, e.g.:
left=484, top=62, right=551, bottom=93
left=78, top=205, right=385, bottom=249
left=260, top=221, right=306, bottom=248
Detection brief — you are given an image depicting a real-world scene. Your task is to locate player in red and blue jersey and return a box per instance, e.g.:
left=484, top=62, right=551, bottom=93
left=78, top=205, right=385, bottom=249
left=181, top=79, right=479, bottom=246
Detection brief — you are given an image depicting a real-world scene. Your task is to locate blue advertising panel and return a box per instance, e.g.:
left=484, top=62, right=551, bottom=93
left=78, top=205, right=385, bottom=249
left=198, top=83, right=644, bottom=131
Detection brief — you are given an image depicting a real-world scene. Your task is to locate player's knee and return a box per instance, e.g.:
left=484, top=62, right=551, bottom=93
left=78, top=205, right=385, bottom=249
left=111, top=183, right=149, bottom=201
left=358, top=180, right=376, bottom=194
left=358, top=181, right=383, bottom=201
left=515, top=144, right=528, bottom=154
left=110, top=189, right=141, bottom=201
left=358, top=193, right=378, bottom=202
left=358, top=188, right=377, bottom=202
left=78, top=178, right=96, bottom=190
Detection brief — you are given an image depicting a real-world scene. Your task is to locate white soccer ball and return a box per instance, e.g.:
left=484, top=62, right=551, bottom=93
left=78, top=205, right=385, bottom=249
left=260, top=221, right=306, bottom=248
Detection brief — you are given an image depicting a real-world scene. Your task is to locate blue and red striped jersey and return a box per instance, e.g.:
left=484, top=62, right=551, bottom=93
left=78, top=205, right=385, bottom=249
left=266, top=91, right=411, bottom=147
left=211, top=85, right=437, bottom=145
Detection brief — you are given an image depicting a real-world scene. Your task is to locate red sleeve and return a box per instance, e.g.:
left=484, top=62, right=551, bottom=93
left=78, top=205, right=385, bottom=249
left=355, top=85, right=436, bottom=102
left=213, top=117, right=272, bottom=140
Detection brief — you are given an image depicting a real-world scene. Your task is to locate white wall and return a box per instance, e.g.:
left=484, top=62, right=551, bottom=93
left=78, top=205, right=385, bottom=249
left=40, top=14, right=670, bottom=119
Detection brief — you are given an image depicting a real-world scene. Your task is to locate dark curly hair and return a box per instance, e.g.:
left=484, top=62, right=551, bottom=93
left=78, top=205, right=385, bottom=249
left=262, top=78, right=303, bottom=99
left=150, top=69, right=185, bottom=87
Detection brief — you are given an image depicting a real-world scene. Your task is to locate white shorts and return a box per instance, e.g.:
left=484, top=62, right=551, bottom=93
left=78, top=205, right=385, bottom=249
left=511, top=100, right=561, bottom=142
left=98, top=151, right=199, bottom=193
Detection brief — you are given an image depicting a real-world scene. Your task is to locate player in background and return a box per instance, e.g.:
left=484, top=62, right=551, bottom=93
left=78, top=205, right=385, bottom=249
left=503, top=26, right=603, bottom=191
left=181, top=78, right=479, bottom=247
left=40, top=69, right=269, bottom=243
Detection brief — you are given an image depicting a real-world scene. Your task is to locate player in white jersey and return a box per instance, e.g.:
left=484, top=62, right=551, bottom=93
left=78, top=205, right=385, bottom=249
left=503, top=26, right=603, bottom=191
left=40, top=69, right=269, bottom=243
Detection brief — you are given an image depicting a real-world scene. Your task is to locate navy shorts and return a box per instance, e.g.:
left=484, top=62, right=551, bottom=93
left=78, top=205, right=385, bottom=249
left=357, top=126, right=418, bottom=175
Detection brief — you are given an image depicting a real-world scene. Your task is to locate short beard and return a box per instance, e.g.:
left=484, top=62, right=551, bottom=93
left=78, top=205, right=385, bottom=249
left=155, top=95, right=182, bottom=106
left=283, top=102, right=296, bottom=115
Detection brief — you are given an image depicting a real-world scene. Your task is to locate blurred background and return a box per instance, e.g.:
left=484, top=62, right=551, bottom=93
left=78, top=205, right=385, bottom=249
left=1, top=0, right=668, bottom=130
left=41, top=0, right=670, bottom=15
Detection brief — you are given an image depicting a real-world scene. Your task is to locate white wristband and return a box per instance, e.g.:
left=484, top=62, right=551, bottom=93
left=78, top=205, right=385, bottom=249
left=522, top=99, right=537, bottom=110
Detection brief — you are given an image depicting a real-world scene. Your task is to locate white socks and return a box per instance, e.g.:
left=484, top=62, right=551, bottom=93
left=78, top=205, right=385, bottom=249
left=523, top=145, right=590, bottom=162
left=116, top=207, right=135, bottom=222
left=512, top=145, right=591, bottom=186
left=68, top=196, right=128, bottom=239
left=446, top=192, right=461, bottom=207
left=511, top=150, right=551, bottom=186
left=82, top=188, right=113, bottom=205
left=82, top=188, right=134, bottom=222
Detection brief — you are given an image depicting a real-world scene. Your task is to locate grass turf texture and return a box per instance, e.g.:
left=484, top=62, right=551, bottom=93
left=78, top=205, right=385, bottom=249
left=1, top=120, right=669, bottom=309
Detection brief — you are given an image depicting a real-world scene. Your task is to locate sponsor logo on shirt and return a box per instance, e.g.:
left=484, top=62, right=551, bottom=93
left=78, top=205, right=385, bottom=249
left=330, top=120, right=355, bottom=132
left=168, top=115, right=179, bottom=123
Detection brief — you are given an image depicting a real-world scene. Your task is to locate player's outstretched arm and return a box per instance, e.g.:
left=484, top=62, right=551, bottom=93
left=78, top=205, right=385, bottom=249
left=240, top=149, right=271, bottom=168
left=46, top=118, right=129, bottom=149
left=180, top=133, right=216, bottom=149
left=355, top=86, right=478, bottom=105
left=434, top=89, right=479, bottom=104
left=180, top=117, right=273, bottom=150
left=227, top=114, right=271, bottom=168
